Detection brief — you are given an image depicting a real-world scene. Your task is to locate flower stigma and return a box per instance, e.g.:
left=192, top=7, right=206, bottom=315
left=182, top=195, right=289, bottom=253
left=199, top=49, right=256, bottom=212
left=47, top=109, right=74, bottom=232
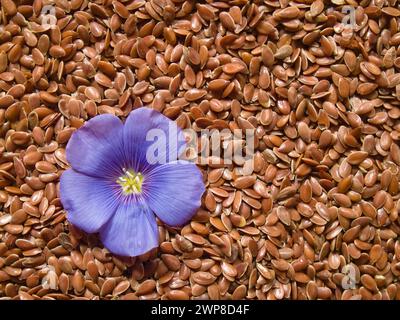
left=117, top=169, right=144, bottom=195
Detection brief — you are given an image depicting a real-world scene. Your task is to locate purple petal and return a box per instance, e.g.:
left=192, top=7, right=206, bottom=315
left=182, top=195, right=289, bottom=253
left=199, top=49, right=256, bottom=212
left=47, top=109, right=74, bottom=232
left=143, top=161, right=205, bottom=226
left=123, top=107, right=186, bottom=173
left=66, top=114, right=125, bottom=177
left=99, top=201, right=159, bottom=257
left=60, top=169, right=119, bottom=233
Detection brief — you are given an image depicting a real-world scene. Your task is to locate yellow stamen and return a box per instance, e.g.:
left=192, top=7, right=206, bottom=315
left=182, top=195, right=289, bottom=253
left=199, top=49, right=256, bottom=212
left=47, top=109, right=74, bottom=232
left=117, top=169, right=144, bottom=195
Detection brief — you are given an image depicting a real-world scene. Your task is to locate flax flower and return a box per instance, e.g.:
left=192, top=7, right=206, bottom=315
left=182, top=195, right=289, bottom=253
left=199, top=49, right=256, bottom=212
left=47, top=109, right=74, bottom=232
left=60, top=107, right=205, bottom=256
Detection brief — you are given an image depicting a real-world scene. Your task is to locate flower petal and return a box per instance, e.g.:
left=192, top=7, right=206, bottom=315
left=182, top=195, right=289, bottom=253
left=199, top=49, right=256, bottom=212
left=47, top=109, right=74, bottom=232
left=99, top=201, right=159, bottom=257
left=143, top=161, right=205, bottom=226
left=60, top=169, right=119, bottom=233
left=66, top=114, right=125, bottom=177
left=123, top=107, right=186, bottom=173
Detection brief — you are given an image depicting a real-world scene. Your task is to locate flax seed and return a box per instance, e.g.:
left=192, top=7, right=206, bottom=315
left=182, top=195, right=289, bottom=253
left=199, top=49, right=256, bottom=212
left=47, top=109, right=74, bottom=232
left=0, top=0, right=400, bottom=302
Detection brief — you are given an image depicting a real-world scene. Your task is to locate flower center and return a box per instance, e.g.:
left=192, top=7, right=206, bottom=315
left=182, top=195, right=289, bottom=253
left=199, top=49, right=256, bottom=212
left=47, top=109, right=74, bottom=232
left=116, top=169, right=144, bottom=195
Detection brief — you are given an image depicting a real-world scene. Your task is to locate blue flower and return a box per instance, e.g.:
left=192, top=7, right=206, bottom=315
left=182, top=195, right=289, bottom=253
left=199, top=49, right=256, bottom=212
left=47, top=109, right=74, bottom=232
left=60, top=107, right=205, bottom=257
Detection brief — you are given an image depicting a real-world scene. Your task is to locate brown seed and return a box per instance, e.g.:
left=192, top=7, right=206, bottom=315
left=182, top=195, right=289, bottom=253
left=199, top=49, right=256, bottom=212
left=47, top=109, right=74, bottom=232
left=357, top=83, right=378, bottom=95
left=310, top=0, right=324, bottom=17
left=4, top=224, right=23, bottom=234
left=219, top=12, right=235, bottom=32
left=59, top=273, right=70, bottom=294
left=113, top=280, right=130, bottom=296
left=192, top=272, right=217, bottom=285
left=49, top=45, right=66, bottom=58
left=338, top=78, right=350, bottom=98
left=382, top=7, right=400, bottom=17
left=298, top=122, right=311, bottom=143
left=132, top=81, right=149, bottom=95
left=0, top=95, right=14, bottom=108
left=333, top=193, right=352, bottom=207
left=207, top=283, right=220, bottom=300
left=1, top=0, right=17, bottom=16
left=87, top=261, right=99, bottom=280
left=35, top=161, right=57, bottom=173
left=208, top=79, right=230, bottom=91
left=274, top=6, right=300, bottom=20
left=257, top=263, right=275, bottom=280
left=162, top=254, right=181, bottom=271
left=277, top=206, right=291, bottom=226
left=347, top=151, right=368, bottom=165
left=0, top=51, right=8, bottom=72
left=221, top=261, right=237, bottom=278
left=136, top=280, right=156, bottom=296
left=361, top=274, right=378, bottom=293
left=184, top=89, right=207, bottom=101
left=232, top=285, right=247, bottom=300
left=100, top=278, right=116, bottom=297
left=72, top=271, right=85, bottom=293
left=232, top=176, right=256, bottom=189
left=167, top=290, right=189, bottom=300
left=222, top=63, right=246, bottom=74
left=275, top=45, right=293, bottom=60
